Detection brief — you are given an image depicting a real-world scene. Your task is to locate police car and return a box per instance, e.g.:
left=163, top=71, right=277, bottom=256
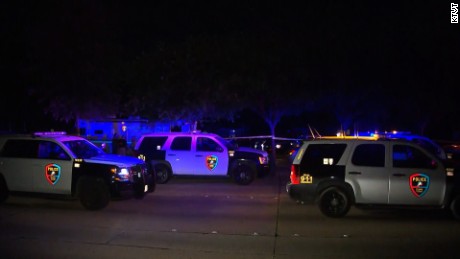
left=134, top=131, right=271, bottom=185
left=286, top=136, right=460, bottom=219
left=0, top=132, right=155, bottom=210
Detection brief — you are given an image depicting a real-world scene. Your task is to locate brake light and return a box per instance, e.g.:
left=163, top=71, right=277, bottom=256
left=290, top=164, right=300, bottom=184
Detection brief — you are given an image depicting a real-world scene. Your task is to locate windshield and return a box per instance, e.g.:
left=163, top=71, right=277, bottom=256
left=63, top=139, right=105, bottom=158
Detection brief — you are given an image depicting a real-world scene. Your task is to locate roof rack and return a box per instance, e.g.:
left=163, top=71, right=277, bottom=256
left=33, top=131, right=67, bottom=137
left=316, top=135, right=378, bottom=140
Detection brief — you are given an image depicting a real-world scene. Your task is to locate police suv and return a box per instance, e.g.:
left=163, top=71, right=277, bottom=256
left=0, top=132, right=155, bottom=210
left=134, top=131, right=271, bottom=185
left=286, top=136, right=460, bottom=219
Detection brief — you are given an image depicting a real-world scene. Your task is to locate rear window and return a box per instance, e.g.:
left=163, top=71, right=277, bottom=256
left=300, top=143, right=347, bottom=167
left=1, top=139, right=38, bottom=158
left=138, top=136, right=168, bottom=152
left=170, top=137, right=192, bottom=151
left=352, top=143, right=385, bottom=167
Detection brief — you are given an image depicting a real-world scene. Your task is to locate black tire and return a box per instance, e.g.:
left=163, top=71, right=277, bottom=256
left=0, top=176, right=9, bottom=203
left=318, top=187, right=351, bottom=218
left=133, top=181, right=146, bottom=200
left=154, top=163, right=172, bottom=184
left=77, top=177, right=110, bottom=211
left=231, top=162, right=256, bottom=185
left=450, top=194, right=460, bottom=220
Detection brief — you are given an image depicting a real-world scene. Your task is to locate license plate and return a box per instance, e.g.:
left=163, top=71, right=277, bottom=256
left=300, top=174, right=313, bottom=184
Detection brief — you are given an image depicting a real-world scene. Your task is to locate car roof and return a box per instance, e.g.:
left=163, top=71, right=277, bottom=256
left=140, top=131, right=221, bottom=138
left=0, top=132, right=85, bottom=142
left=304, top=136, right=412, bottom=144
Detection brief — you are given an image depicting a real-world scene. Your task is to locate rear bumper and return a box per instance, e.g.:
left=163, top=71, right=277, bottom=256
left=286, top=182, right=317, bottom=203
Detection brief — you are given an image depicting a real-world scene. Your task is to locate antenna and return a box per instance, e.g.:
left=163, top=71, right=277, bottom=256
left=308, top=125, right=321, bottom=139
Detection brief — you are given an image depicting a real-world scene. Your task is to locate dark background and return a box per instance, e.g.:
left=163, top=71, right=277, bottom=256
left=1, top=1, right=459, bottom=139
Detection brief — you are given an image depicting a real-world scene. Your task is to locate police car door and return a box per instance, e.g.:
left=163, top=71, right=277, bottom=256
left=388, top=143, right=446, bottom=205
left=166, top=136, right=195, bottom=175
left=193, top=136, right=228, bottom=176
left=34, top=140, right=73, bottom=195
left=345, top=142, right=389, bottom=204
left=0, top=139, right=39, bottom=192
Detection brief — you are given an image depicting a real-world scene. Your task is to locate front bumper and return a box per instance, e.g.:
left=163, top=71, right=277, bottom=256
left=111, top=171, right=154, bottom=198
left=257, top=164, right=271, bottom=177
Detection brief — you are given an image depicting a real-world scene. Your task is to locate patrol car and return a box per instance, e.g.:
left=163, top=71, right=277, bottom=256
left=0, top=132, right=155, bottom=210
left=134, top=131, right=271, bottom=185
left=286, top=136, right=460, bottom=219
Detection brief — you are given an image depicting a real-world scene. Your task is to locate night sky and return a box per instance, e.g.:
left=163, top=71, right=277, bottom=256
left=1, top=1, right=459, bottom=137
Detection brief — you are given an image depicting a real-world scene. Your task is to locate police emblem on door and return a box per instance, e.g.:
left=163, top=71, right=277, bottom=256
left=409, top=173, right=430, bottom=197
left=206, top=155, right=218, bottom=170
left=45, top=163, right=61, bottom=185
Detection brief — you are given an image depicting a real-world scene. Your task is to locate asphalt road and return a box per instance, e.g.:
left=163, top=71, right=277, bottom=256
left=1, top=159, right=460, bottom=259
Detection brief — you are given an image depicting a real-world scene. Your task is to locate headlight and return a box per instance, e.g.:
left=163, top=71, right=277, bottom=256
left=112, top=167, right=131, bottom=181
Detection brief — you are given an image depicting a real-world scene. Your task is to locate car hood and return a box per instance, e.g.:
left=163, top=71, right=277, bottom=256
left=85, top=154, right=144, bottom=167
left=236, top=146, right=268, bottom=156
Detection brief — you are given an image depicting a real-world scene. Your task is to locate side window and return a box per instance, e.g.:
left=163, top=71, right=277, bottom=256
left=196, top=137, right=222, bottom=152
left=38, top=141, right=70, bottom=160
left=0, top=139, right=38, bottom=158
left=300, top=144, right=347, bottom=168
left=139, top=136, right=168, bottom=152
left=352, top=144, right=385, bottom=167
left=410, top=138, right=443, bottom=159
left=170, top=137, right=192, bottom=151
left=393, top=144, right=435, bottom=169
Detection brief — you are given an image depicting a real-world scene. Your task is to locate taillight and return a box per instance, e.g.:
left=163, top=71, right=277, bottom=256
left=290, top=164, right=300, bottom=184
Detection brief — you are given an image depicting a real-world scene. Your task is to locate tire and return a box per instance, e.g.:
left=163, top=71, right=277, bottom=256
left=231, top=162, right=256, bottom=185
left=318, top=187, right=351, bottom=218
left=0, top=176, right=9, bottom=203
left=154, top=163, right=172, bottom=184
left=450, top=194, right=460, bottom=220
left=77, top=177, right=110, bottom=211
left=133, top=181, right=146, bottom=200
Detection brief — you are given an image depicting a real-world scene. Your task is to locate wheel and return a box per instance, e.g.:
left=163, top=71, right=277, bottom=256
left=450, top=194, right=460, bottom=220
left=77, top=177, right=110, bottom=211
left=133, top=181, right=146, bottom=200
left=318, top=187, right=351, bottom=218
left=154, top=163, right=172, bottom=184
left=232, top=162, right=256, bottom=185
left=0, top=176, right=9, bottom=203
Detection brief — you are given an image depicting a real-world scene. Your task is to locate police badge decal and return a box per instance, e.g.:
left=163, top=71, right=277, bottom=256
left=206, top=155, right=218, bottom=171
left=45, top=163, right=61, bottom=185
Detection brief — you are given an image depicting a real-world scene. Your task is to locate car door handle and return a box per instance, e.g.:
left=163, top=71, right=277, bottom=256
left=393, top=173, right=405, bottom=177
left=348, top=171, right=361, bottom=175
left=167, top=154, right=176, bottom=156
left=195, top=155, right=203, bottom=157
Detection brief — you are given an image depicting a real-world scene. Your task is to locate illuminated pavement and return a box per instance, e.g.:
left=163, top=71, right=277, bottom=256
left=1, top=159, right=459, bottom=258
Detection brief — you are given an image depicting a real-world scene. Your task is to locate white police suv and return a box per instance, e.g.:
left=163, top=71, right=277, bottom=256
left=286, top=136, right=460, bottom=219
left=0, top=132, right=155, bottom=210
left=134, top=131, right=270, bottom=185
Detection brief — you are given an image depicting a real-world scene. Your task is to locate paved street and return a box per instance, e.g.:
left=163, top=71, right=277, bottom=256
left=1, top=159, right=460, bottom=259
